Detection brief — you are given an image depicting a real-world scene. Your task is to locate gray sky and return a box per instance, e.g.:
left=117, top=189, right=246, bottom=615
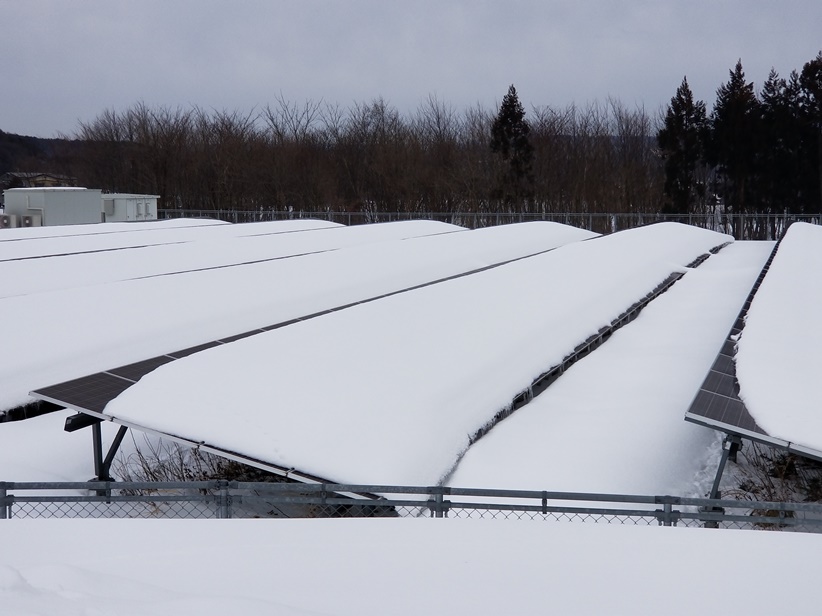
left=3, top=0, right=821, bottom=138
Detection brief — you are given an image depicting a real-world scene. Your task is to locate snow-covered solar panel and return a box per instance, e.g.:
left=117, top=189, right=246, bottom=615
left=6, top=222, right=598, bottom=413
left=0, top=220, right=461, bottom=298
left=0, top=218, right=226, bottom=242
left=0, top=218, right=342, bottom=261
left=447, top=241, right=773, bottom=497
left=686, top=223, right=822, bottom=462
left=32, top=223, right=731, bottom=486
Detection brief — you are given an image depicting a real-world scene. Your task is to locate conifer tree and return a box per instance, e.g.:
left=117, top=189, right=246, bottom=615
left=759, top=69, right=804, bottom=212
left=490, top=85, right=534, bottom=209
left=657, top=77, right=708, bottom=214
left=707, top=60, right=761, bottom=214
left=799, top=51, right=822, bottom=211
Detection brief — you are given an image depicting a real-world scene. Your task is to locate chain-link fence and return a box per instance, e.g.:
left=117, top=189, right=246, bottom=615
left=3, top=481, right=821, bottom=531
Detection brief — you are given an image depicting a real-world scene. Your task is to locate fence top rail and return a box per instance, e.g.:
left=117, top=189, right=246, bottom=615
left=3, top=481, right=822, bottom=515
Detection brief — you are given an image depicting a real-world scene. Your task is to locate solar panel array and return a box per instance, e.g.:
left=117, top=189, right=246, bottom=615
left=683, top=233, right=822, bottom=461
left=26, top=223, right=732, bottom=486
left=31, top=235, right=581, bottom=419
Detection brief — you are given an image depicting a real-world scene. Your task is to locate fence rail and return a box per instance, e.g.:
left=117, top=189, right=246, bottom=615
left=158, top=209, right=821, bottom=240
left=2, top=481, right=821, bottom=531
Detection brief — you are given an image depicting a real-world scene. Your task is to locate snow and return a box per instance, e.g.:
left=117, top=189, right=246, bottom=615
left=0, top=219, right=459, bottom=298
left=447, top=241, right=774, bottom=498
left=0, top=518, right=820, bottom=615
left=2, top=221, right=817, bottom=615
left=0, top=218, right=342, bottom=260
left=0, top=410, right=124, bottom=483
left=102, top=223, right=730, bottom=486
left=1, top=221, right=595, bottom=412
left=0, top=217, right=227, bottom=241
left=736, top=222, right=822, bottom=451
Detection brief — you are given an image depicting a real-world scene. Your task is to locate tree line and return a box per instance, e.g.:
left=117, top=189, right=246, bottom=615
left=658, top=52, right=822, bottom=218
left=4, top=51, right=820, bottom=227
left=59, top=93, right=661, bottom=222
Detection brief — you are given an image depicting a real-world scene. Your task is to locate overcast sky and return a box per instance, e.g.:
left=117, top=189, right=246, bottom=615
left=3, top=1, right=821, bottom=138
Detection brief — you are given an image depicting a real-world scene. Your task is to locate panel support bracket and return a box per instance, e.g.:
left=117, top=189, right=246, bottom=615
left=91, top=423, right=129, bottom=482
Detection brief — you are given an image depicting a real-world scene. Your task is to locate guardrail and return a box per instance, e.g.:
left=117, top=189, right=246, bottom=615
left=2, top=481, right=820, bottom=531
left=158, top=209, right=821, bottom=239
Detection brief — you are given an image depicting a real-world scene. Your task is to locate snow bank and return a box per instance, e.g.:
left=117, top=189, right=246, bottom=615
left=103, top=223, right=730, bottom=485
left=1, top=221, right=594, bottom=411
left=447, top=241, right=773, bottom=497
left=0, top=518, right=819, bottom=616
left=736, top=222, right=822, bottom=451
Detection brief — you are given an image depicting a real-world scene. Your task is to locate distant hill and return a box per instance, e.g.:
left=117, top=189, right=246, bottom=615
left=0, top=129, right=81, bottom=177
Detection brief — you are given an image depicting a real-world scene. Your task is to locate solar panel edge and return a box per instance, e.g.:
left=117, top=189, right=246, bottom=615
left=26, top=389, right=348, bottom=487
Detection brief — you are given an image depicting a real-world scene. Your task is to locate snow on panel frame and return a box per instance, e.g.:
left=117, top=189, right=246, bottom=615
left=735, top=222, right=822, bottom=452
left=102, top=223, right=731, bottom=486
left=6, top=221, right=595, bottom=412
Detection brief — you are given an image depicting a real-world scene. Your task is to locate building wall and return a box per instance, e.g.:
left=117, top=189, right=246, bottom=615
left=103, top=194, right=159, bottom=222
left=3, top=188, right=103, bottom=226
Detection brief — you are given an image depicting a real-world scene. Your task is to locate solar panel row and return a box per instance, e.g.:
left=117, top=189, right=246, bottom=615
left=681, top=235, right=822, bottom=460
left=30, top=235, right=581, bottom=417
left=29, top=224, right=732, bottom=487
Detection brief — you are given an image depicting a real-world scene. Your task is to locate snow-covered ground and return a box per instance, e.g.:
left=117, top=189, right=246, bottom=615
left=736, top=222, right=822, bottom=452
left=1, top=518, right=820, bottom=615
left=1, top=221, right=594, bottom=412
left=447, top=241, right=774, bottom=498
left=102, top=223, right=729, bottom=485
left=0, top=409, right=103, bottom=482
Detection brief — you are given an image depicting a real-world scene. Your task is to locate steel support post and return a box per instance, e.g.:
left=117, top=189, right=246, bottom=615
left=101, top=426, right=129, bottom=481
left=702, top=435, right=742, bottom=528
left=91, top=423, right=104, bottom=481
left=709, top=435, right=742, bottom=500
left=0, top=484, right=7, bottom=520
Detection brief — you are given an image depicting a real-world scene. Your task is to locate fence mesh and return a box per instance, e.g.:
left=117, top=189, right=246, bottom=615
left=3, top=482, right=822, bottom=532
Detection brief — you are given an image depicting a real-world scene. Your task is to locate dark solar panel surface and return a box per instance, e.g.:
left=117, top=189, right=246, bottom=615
left=35, top=373, right=134, bottom=414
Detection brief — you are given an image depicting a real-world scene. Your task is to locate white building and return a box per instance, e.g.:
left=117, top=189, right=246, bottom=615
left=2, top=188, right=103, bottom=227
left=102, top=194, right=159, bottom=222
left=0, top=188, right=161, bottom=228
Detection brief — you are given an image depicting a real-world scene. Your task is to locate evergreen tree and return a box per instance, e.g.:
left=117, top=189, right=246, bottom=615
left=490, top=85, right=534, bottom=209
left=759, top=69, right=804, bottom=213
left=799, top=51, right=822, bottom=211
left=657, top=77, right=708, bottom=215
left=707, top=60, right=761, bottom=214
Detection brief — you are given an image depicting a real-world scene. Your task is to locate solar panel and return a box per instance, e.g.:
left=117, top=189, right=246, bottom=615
left=684, top=235, right=822, bottom=462
left=107, top=356, right=176, bottom=382
left=35, top=373, right=134, bottom=414
left=28, top=236, right=577, bottom=416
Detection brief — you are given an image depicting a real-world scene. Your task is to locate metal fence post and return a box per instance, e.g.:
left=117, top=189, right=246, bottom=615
left=0, top=483, right=7, bottom=520
left=218, top=481, right=231, bottom=519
